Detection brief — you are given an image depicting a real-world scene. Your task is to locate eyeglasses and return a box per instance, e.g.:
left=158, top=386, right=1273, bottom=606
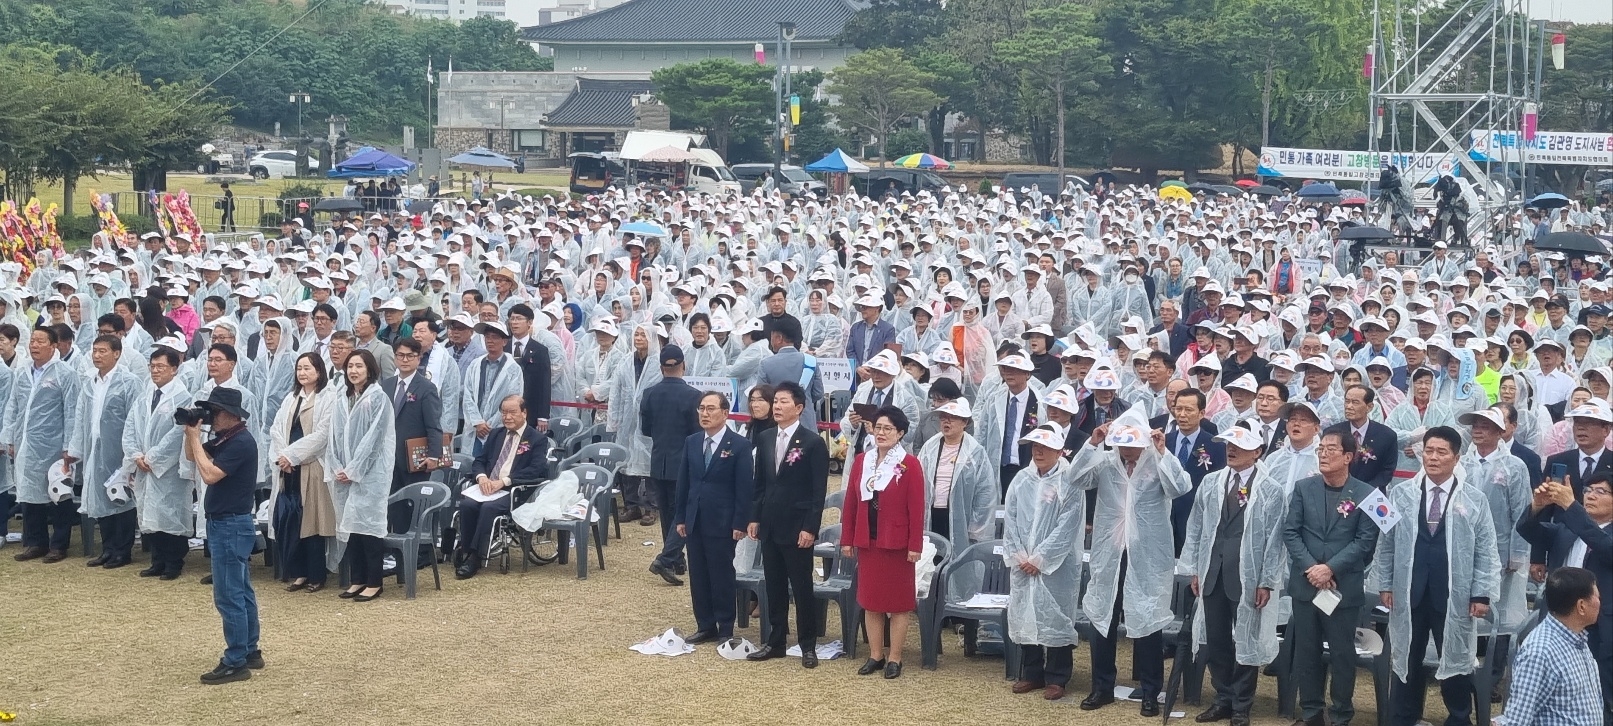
left=395, top=352, right=419, bottom=360
left=1317, top=445, right=1347, bottom=454
left=697, top=405, right=724, bottom=413
left=872, top=424, right=900, bottom=434
left=1586, top=486, right=1611, bottom=497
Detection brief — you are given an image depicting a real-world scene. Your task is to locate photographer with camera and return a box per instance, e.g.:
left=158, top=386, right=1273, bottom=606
left=181, top=386, right=262, bottom=685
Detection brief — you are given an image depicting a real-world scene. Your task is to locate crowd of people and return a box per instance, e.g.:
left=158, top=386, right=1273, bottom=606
left=0, top=177, right=1607, bottom=723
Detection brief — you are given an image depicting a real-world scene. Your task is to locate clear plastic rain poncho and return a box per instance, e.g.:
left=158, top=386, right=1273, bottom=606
left=1374, top=470, right=1499, bottom=680
left=726, top=337, right=771, bottom=397
left=533, top=326, right=577, bottom=403
left=458, top=349, right=523, bottom=452
left=263, top=385, right=337, bottom=538
left=970, top=376, right=1049, bottom=475
left=0, top=352, right=81, bottom=505
left=0, top=361, right=13, bottom=494
left=67, top=366, right=141, bottom=519
left=121, top=379, right=193, bottom=536
left=1178, top=463, right=1290, bottom=666
left=1459, top=446, right=1534, bottom=628
left=1002, top=455, right=1085, bottom=648
left=1072, top=408, right=1193, bottom=637
left=256, top=319, right=298, bottom=404
left=605, top=322, right=663, bottom=478
left=324, top=383, right=397, bottom=543
left=1436, top=348, right=1488, bottom=416
left=684, top=336, right=729, bottom=378
left=919, top=431, right=998, bottom=546
left=1505, top=370, right=1550, bottom=450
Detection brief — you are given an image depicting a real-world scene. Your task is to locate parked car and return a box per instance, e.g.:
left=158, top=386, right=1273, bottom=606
left=248, top=150, right=298, bottom=179
left=731, top=164, right=829, bottom=197
left=856, top=168, right=951, bottom=197
left=1000, top=172, right=1089, bottom=194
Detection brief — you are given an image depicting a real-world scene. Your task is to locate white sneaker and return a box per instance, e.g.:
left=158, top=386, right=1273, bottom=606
left=382, top=554, right=397, bottom=571
left=4, top=533, right=20, bottom=543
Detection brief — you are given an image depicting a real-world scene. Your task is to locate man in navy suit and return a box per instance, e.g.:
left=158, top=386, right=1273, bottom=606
left=845, top=293, right=896, bottom=369
left=1517, top=471, right=1613, bottom=720
left=1324, top=384, right=1399, bottom=490
left=1166, top=389, right=1226, bottom=555
left=451, top=395, right=549, bottom=580
left=1496, top=402, right=1543, bottom=489
left=675, top=391, right=755, bottom=643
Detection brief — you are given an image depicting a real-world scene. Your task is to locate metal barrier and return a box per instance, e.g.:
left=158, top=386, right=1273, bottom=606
left=106, top=192, right=322, bottom=235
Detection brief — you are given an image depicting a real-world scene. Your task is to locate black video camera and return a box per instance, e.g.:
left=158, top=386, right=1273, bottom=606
left=173, top=405, right=214, bottom=427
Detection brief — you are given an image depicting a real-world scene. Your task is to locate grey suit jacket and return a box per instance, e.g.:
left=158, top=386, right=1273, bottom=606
left=380, top=374, right=443, bottom=484
left=1282, top=474, right=1380, bottom=608
left=757, top=345, right=822, bottom=430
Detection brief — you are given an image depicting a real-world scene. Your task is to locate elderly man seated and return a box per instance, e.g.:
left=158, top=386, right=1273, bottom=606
left=449, top=395, right=549, bottom=580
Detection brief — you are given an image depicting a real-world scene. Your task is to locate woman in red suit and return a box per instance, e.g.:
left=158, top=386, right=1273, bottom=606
left=839, top=406, right=927, bottom=679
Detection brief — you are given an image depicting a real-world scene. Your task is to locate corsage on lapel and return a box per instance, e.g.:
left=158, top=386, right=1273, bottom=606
left=1336, top=498, right=1357, bottom=517
left=405, top=391, right=417, bottom=403
left=719, top=447, right=733, bottom=459
left=784, top=447, right=804, bottom=466
left=515, top=438, right=532, bottom=456
left=1194, top=444, right=1213, bottom=470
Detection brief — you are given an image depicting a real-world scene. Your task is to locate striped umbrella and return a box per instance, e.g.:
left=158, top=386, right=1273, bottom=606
left=892, top=153, right=952, bottom=170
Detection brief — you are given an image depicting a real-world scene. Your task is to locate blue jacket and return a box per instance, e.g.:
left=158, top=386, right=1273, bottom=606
left=846, top=319, right=895, bottom=367
left=675, top=428, right=756, bottom=538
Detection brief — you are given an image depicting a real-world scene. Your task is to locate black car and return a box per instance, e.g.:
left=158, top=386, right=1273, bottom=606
left=1000, top=172, right=1089, bottom=194
left=857, top=169, right=951, bottom=197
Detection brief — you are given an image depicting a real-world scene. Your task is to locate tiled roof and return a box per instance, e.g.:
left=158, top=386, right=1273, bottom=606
left=523, top=0, right=861, bottom=43
left=544, top=78, right=657, bottom=128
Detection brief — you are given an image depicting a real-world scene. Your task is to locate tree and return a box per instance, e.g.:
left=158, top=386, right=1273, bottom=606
left=1536, top=23, right=1613, bottom=197
left=996, top=4, right=1103, bottom=184
left=829, top=49, right=944, bottom=164
left=651, top=59, right=775, bottom=160
left=837, top=0, right=946, bottom=50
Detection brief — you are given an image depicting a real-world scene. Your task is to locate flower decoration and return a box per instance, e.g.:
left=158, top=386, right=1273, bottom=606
left=406, top=392, right=417, bottom=403
left=1336, top=498, right=1357, bottom=517
left=1357, top=446, right=1376, bottom=463
left=1235, top=478, right=1250, bottom=508
left=1194, top=445, right=1214, bottom=470
left=785, top=447, right=803, bottom=465
left=515, top=441, right=531, bottom=456
left=719, top=448, right=732, bottom=459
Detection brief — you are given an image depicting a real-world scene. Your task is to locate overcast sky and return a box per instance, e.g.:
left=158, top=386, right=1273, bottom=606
left=1529, top=0, right=1611, bottom=24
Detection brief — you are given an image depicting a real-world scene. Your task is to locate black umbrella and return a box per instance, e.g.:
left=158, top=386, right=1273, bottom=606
left=1186, top=182, right=1217, bottom=194
left=1248, top=185, right=1283, bottom=197
left=1535, top=231, right=1608, bottom=256
left=1209, top=184, right=1245, bottom=196
left=1091, top=170, right=1118, bottom=186
left=405, top=199, right=435, bottom=214
left=1161, top=594, right=1200, bottom=724
left=312, top=197, right=363, bottom=213
left=494, top=197, right=520, bottom=211
left=1339, top=225, right=1395, bottom=240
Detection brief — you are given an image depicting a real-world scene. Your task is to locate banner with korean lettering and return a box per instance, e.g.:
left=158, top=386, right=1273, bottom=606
left=1256, top=147, right=1460, bottom=184
left=1468, top=129, right=1613, bottom=166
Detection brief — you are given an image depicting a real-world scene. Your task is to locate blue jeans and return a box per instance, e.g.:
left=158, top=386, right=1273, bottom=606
left=206, top=514, right=260, bottom=668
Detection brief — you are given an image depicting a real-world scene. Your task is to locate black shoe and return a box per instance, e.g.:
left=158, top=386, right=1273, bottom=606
left=159, top=571, right=182, bottom=581
left=455, top=563, right=479, bottom=580
left=685, top=630, right=721, bottom=645
left=745, top=645, right=787, bottom=661
left=139, top=564, right=165, bottom=577
left=199, top=661, right=251, bottom=685
left=199, top=574, right=213, bottom=585
left=245, top=651, right=265, bottom=670
left=649, top=563, right=684, bottom=586
left=353, top=587, right=383, bottom=602
left=12, top=546, right=46, bottom=561
left=86, top=555, right=108, bottom=567
left=801, top=648, right=818, bottom=669
left=339, top=587, right=363, bottom=599
left=1140, top=698, right=1160, bottom=718
left=1228, top=713, right=1250, bottom=726
left=857, top=658, right=886, bottom=675
left=674, top=563, right=687, bottom=576
left=882, top=661, right=902, bottom=679
left=1197, top=705, right=1235, bottom=723
left=102, top=558, right=129, bottom=570
left=1080, top=692, right=1114, bottom=710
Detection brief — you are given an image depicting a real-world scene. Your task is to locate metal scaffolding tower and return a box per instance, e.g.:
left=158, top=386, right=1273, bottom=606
left=1366, top=0, right=1542, bottom=235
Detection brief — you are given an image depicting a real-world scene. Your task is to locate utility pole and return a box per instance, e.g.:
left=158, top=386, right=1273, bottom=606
left=774, top=21, right=796, bottom=179
left=289, top=92, right=311, bottom=138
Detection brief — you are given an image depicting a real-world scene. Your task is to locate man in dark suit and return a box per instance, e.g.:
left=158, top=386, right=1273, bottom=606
left=1518, top=471, right=1613, bottom=720
left=1324, top=384, right=1399, bottom=490
left=845, top=293, right=896, bottom=369
left=1542, top=399, right=1613, bottom=502
left=757, top=317, right=823, bottom=431
left=746, top=380, right=829, bottom=668
left=1496, top=402, right=1544, bottom=489
left=507, top=304, right=553, bottom=423
left=1166, top=389, right=1226, bottom=555
left=1149, top=299, right=1193, bottom=358
left=675, top=391, right=755, bottom=643
left=382, top=338, right=445, bottom=535
left=639, top=344, right=703, bottom=585
left=1283, top=429, right=1380, bottom=726
left=451, top=395, right=548, bottom=580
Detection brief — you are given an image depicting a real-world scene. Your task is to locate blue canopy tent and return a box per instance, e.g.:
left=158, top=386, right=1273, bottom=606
left=327, top=147, right=416, bottom=179
left=804, top=148, right=870, bottom=174
left=447, top=146, right=517, bottom=170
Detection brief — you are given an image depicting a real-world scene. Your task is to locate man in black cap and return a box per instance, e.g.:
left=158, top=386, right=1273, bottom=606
left=181, top=387, right=261, bottom=685
left=638, top=344, right=704, bottom=584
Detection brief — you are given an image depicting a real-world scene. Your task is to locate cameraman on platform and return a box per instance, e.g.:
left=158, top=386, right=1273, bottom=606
left=181, top=387, right=262, bottom=685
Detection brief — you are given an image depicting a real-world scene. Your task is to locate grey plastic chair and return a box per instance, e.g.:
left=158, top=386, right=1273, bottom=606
left=823, top=488, right=844, bottom=515
left=935, top=539, right=1018, bottom=679
left=543, top=463, right=613, bottom=579
left=734, top=540, right=769, bottom=636
left=916, top=531, right=953, bottom=669
left=546, top=416, right=583, bottom=451
left=827, top=389, right=853, bottom=424
left=558, top=443, right=630, bottom=540
left=812, top=523, right=862, bottom=659
left=383, top=482, right=452, bottom=598
left=561, top=423, right=609, bottom=456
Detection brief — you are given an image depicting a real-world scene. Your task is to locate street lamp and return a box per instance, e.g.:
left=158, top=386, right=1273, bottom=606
left=289, top=93, right=311, bottom=138
left=773, top=21, right=797, bottom=179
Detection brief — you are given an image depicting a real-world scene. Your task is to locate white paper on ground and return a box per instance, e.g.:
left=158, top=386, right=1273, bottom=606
left=1313, top=587, right=1342, bottom=616
left=785, top=640, right=844, bottom=659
